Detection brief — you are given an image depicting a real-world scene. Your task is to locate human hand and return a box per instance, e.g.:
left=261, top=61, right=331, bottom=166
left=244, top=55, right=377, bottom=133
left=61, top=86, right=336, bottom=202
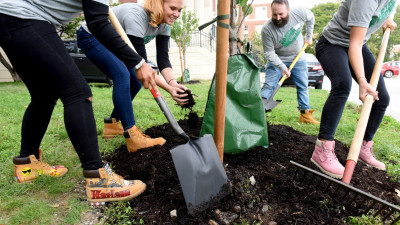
left=282, top=68, right=291, bottom=78
left=305, top=39, right=313, bottom=45
left=169, top=86, right=189, bottom=106
left=358, top=78, right=379, bottom=102
left=135, top=62, right=159, bottom=93
left=382, top=18, right=397, bottom=33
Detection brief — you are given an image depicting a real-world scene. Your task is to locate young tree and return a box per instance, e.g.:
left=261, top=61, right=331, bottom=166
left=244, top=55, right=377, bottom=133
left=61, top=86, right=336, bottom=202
left=0, top=52, right=20, bottom=81
left=57, top=14, right=85, bottom=39
left=229, top=0, right=253, bottom=55
left=310, top=2, right=340, bottom=54
left=170, top=7, right=199, bottom=83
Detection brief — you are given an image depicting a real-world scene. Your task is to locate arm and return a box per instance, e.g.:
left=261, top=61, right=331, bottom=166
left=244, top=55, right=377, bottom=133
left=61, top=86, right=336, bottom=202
left=82, top=1, right=156, bottom=90
left=128, top=35, right=148, bottom=61
left=348, top=26, right=378, bottom=102
left=155, top=68, right=189, bottom=106
left=129, top=34, right=189, bottom=105
left=261, top=27, right=290, bottom=77
left=155, top=35, right=189, bottom=105
left=304, top=8, right=315, bottom=45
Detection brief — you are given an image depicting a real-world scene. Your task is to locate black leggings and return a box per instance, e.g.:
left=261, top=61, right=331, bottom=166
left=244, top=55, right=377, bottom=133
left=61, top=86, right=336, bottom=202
left=316, top=35, right=390, bottom=141
left=0, top=14, right=103, bottom=170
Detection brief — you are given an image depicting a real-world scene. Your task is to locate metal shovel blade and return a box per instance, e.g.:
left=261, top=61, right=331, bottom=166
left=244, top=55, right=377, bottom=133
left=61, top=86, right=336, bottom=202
left=262, top=98, right=282, bottom=112
left=170, top=134, right=231, bottom=216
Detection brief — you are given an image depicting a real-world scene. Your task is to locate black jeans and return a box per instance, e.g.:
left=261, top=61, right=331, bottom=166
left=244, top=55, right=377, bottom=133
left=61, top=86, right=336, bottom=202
left=0, top=14, right=103, bottom=170
left=316, top=35, right=390, bottom=141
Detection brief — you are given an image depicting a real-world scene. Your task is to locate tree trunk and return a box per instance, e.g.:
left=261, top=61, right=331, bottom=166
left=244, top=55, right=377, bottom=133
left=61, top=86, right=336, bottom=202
left=228, top=0, right=237, bottom=56
left=178, top=43, right=185, bottom=84
left=236, top=7, right=244, bottom=53
left=0, top=51, right=21, bottom=81
left=183, top=48, right=187, bottom=71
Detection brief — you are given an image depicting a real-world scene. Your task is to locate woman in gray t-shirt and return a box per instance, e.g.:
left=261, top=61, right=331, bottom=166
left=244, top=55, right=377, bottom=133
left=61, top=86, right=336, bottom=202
left=77, top=0, right=189, bottom=153
left=310, top=0, right=397, bottom=179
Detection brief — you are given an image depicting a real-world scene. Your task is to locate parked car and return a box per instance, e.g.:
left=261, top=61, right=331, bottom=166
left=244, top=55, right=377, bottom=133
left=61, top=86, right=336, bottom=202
left=381, top=61, right=399, bottom=78
left=283, top=53, right=324, bottom=89
left=63, top=39, right=113, bottom=86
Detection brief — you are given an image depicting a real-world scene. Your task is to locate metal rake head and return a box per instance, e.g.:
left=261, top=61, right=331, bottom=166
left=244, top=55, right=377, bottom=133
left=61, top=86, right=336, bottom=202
left=286, top=161, right=400, bottom=225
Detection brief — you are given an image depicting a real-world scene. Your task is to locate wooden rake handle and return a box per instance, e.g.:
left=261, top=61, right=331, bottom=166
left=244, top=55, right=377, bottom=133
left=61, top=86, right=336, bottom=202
left=278, top=43, right=309, bottom=85
left=342, top=28, right=391, bottom=184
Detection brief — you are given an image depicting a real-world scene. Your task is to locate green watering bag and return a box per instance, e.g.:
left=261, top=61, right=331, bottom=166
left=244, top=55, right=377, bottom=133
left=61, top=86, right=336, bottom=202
left=200, top=54, right=269, bottom=154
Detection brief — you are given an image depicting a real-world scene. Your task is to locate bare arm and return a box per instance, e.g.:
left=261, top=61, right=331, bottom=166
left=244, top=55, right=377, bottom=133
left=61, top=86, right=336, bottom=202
left=155, top=67, right=189, bottom=106
left=348, top=26, right=378, bottom=102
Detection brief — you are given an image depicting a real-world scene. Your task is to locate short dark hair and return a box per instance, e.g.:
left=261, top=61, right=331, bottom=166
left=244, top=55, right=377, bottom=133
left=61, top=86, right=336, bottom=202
left=271, top=0, right=289, bottom=8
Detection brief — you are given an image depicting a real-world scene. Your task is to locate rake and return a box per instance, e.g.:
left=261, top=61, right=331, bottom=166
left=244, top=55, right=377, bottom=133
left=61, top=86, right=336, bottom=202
left=287, top=161, right=400, bottom=224
left=285, top=28, right=400, bottom=224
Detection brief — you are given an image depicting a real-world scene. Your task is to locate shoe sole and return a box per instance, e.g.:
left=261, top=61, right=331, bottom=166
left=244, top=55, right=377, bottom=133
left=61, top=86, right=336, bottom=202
left=310, top=158, right=343, bottom=179
left=87, top=182, right=147, bottom=204
left=358, top=159, right=386, bottom=171
left=16, top=170, right=68, bottom=183
left=103, top=135, right=117, bottom=140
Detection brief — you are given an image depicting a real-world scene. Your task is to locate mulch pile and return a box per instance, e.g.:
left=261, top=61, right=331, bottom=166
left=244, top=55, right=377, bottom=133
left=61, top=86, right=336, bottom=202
left=104, top=112, right=400, bottom=224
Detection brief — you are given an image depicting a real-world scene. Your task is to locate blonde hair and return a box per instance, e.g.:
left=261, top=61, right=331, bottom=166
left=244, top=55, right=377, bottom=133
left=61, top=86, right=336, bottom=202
left=144, top=0, right=164, bottom=27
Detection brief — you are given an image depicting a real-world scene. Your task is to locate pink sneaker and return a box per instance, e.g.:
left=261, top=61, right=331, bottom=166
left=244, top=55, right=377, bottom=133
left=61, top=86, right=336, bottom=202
left=310, top=139, right=344, bottom=179
left=358, top=140, right=386, bottom=170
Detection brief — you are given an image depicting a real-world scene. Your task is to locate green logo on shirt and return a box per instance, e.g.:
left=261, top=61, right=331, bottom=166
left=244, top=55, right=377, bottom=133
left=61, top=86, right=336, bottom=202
left=279, top=24, right=301, bottom=47
left=144, top=35, right=156, bottom=44
left=369, top=0, right=396, bottom=28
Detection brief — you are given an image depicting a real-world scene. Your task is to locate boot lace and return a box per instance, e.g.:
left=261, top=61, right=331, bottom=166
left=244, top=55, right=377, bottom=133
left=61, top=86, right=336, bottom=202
left=322, top=145, right=338, bottom=161
left=34, top=155, right=52, bottom=170
left=104, top=163, right=125, bottom=185
left=363, top=145, right=376, bottom=158
left=131, top=127, right=151, bottom=139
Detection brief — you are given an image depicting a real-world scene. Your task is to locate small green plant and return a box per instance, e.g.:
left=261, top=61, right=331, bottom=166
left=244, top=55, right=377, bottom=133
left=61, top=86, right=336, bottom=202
left=346, top=214, right=382, bottom=225
left=103, top=201, right=145, bottom=225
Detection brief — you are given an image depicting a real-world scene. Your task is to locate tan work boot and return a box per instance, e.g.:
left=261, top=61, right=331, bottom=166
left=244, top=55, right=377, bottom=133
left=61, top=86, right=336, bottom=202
left=103, top=118, right=124, bottom=139
left=83, top=163, right=146, bottom=206
left=300, top=109, right=320, bottom=125
left=124, top=126, right=166, bottom=152
left=13, top=149, right=68, bottom=183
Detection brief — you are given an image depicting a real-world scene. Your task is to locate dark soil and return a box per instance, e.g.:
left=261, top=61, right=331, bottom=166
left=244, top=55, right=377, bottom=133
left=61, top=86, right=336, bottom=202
left=178, top=89, right=196, bottom=110
left=104, top=113, right=400, bottom=224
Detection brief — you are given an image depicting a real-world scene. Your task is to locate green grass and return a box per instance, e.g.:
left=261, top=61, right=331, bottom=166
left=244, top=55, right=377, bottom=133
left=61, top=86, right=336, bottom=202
left=0, top=81, right=399, bottom=224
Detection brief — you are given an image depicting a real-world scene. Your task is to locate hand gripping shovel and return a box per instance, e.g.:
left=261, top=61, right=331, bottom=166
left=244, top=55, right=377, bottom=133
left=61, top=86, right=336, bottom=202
left=342, top=28, right=391, bottom=184
left=108, top=9, right=230, bottom=216
left=263, top=43, right=309, bottom=111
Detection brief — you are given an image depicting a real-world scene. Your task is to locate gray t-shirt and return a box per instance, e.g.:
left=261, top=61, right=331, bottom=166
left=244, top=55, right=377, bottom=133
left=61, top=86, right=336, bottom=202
left=261, top=7, right=315, bottom=70
left=82, top=3, right=170, bottom=43
left=322, top=0, right=396, bottom=47
left=0, top=0, right=108, bottom=26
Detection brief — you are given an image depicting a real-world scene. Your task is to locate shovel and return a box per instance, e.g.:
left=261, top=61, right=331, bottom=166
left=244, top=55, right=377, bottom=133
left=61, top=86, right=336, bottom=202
left=263, top=43, right=309, bottom=111
left=108, top=9, right=230, bottom=216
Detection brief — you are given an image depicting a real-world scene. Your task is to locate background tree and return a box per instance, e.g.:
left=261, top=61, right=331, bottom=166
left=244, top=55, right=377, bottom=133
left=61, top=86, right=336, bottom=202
left=170, top=7, right=199, bottom=83
left=309, top=2, right=340, bottom=54
left=57, top=14, right=85, bottom=39
left=367, top=5, right=400, bottom=62
left=229, top=0, right=253, bottom=55
left=0, top=52, right=20, bottom=81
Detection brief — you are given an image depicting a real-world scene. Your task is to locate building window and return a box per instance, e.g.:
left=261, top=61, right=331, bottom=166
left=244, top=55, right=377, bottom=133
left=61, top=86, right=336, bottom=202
left=255, top=6, right=268, bottom=20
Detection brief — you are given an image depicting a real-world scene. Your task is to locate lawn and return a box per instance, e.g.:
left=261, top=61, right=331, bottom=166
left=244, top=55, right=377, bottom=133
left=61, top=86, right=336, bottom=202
left=0, top=81, right=399, bottom=224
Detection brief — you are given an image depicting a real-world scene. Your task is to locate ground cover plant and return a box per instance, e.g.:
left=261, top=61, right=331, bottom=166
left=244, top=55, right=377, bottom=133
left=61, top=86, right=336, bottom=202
left=1, top=81, right=400, bottom=224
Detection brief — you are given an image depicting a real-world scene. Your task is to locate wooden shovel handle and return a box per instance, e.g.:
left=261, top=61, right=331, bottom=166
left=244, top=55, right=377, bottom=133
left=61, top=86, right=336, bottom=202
left=342, top=28, right=391, bottom=184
